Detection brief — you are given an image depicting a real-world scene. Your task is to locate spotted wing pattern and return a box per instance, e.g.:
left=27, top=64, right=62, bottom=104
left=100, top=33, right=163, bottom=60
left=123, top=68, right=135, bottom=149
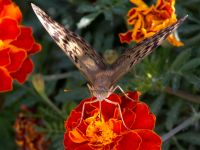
left=110, top=15, right=188, bottom=85
left=31, top=3, right=106, bottom=84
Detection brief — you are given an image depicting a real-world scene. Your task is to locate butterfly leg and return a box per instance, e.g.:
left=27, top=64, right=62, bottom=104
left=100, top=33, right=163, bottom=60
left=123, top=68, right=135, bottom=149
left=105, top=98, right=130, bottom=130
left=76, top=99, right=100, bottom=128
left=113, top=85, right=134, bottom=102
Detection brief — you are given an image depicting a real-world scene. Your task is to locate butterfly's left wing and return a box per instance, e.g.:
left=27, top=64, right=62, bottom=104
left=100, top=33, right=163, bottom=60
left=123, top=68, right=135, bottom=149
left=110, top=15, right=188, bottom=85
left=31, top=4, right=106, bottom=85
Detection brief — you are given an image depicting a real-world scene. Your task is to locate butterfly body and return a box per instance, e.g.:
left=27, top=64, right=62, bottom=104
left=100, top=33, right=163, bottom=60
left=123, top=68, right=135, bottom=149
left=31, top=3, right=187, bottom=101
left=87, top=71, right=114, bottom=100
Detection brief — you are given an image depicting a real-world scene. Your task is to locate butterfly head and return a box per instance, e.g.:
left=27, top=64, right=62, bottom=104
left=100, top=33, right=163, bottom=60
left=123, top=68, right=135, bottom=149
left=87, top=84, right=114, bottom=101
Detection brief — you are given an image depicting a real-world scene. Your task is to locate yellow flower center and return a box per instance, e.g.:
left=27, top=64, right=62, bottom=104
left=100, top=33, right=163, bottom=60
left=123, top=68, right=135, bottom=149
left=85, top=112, right=117, bottom=146
left=0, top=40, right=4, bottom=47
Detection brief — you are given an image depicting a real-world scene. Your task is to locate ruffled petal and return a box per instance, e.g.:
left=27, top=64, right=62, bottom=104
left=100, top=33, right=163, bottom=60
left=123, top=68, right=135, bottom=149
left=28, top=43, right=42, bottom=55
left=0, top=18, right=20, bottom=40
left=69, top=128, right=88, bottom=143
left=64, top=133, right=92, bottom=150
left=10, top=58, right=33, bottom=84
left=0, top=48, right=10, bottom=66
left=5, top=48, right=26, bottom=72
left=11, top=27, right=35, bottom=51
left=136, top=130, right=162, bottom=150
left=132, top=103, right=156, bottom=130
left=0, top=67, right=13, bottom=92
left=115, top=131, right=142, bottom=150
left=119, top=31, right=133, bottom=43
left=0, top=2, right=22, bottom=22
left=130, top=0, right=148, bottom=8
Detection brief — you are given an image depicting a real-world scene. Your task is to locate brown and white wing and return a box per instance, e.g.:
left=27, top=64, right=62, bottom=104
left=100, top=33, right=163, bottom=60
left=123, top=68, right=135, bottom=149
left=31, top=3, right=106, bottom=84
left=110, top=15, right=188, bottom=85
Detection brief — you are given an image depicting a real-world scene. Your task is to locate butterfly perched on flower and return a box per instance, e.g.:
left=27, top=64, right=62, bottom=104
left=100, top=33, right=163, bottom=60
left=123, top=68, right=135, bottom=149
left=31, top=3, right=187, bottom=129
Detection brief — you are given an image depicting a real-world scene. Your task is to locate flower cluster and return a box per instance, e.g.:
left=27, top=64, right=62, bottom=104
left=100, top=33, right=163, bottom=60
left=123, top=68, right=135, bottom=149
left=14, top=106, right=50, bottom=150
left=0, top=0, right=41, bottom=92
left=119, top=0, right=184, bottom=47
left=64, top=91, right=162, bottom=150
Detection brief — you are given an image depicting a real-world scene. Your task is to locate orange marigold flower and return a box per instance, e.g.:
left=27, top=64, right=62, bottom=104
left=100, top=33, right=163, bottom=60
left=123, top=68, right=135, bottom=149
left=0, top=0, right=41, bottom=92
left=14, top=106, right=50, bottom=150
left=64, top=91, right=162, bottom=150
left=119, top=0, right=184, bottom=47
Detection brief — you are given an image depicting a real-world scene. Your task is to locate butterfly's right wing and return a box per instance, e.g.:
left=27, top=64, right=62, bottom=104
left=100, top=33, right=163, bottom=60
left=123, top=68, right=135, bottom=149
left=31, top=3, right=106, bottom=84
left=110, top=16, right=187, bottom=85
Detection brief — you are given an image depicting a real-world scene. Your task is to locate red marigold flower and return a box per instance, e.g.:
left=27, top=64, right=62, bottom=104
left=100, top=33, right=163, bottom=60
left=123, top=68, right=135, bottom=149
left=64, top=91, right=162, bottom=150
left=119, top=0, right=184, bottom=47
left=0, top=0, right=41, bottom=92
left=14, top=106, right=50, bottom=150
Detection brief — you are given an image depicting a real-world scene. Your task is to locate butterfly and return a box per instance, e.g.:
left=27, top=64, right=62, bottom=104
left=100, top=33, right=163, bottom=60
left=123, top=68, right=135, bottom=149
left=31, top=3, right=187, bottom=128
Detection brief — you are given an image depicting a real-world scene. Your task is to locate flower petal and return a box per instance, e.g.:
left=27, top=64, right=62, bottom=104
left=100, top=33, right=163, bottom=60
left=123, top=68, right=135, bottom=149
left=6, top=48, right=26, bottom=72
left=0, top=2, right=22, bottom=22
left=0, top=67, right=13, bottom=92
left=11, top=27, right=35, bottom=51
left=136, top=129, right=162, bottom=150
left=119, top=31, right=133, bottom=43
left=131, top=102, right=156, bottom=130
left=69, top=128, right=88, bottom=143
left=11, top=58, right=33, bottom=84
left=0, top=48, right=10, bottom=66
left=115, top=131, right=142, bottom=150
left=28, top=43, right=42, bottom=55
left=0, top=18, right=20, bottom=40
left=64, top=133, right=92, bottom=150
left=130, top=0, right=148, bottom=8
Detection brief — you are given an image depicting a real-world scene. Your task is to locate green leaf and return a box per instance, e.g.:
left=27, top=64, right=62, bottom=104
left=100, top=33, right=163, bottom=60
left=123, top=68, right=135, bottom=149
left=165, top=100, right=182, bottom=130
left=177, top=132, right=200, bottom=146
left=183, top=73, right=200, bottom=88
left=77, top=4, right=98, bottom=13
left=172, top=75, right=181, bottom=91
left=180, top=58, right=200, bottom=71
left=170, top=49, right=191, bottom=71
left=150, top=94, right=165, bottom=116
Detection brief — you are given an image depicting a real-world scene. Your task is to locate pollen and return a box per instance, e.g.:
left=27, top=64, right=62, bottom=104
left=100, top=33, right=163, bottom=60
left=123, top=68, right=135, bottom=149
left=85, top=112, right=117, bottom=146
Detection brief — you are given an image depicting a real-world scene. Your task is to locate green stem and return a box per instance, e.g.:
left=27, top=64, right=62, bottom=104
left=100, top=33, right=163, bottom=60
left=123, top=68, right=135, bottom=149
left=163, top=86, right=200, bottom=104
left=43, top=73, right=69, bottom=81
left=162, top=112, right=200, bottom=142
left=39, top=92, right=65, bottom=119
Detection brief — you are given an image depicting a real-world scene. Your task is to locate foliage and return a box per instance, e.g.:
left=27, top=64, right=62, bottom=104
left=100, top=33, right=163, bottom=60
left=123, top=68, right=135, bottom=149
left=0, top=0, right=200, bottom=149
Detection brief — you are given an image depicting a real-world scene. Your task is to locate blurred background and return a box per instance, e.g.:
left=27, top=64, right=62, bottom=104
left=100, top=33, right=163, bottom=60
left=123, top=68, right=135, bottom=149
left=0, top=0, right=200, bottom=149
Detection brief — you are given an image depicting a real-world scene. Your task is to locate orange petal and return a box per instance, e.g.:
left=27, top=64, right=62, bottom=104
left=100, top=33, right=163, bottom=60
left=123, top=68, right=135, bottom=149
left=11, top=58, right=33, bottom=84
left=119, top=31, right=133, bottom=43
left=115, top=131, right=142, bottom=150
left=11, top=27, right=35, bottom=51
left=0, top=48, right=10, bottom=66
left=0, top=18, right=20, bottom=40
left=0, top=2, right=22, bottom=23
left=0, top=67, right=13, bottom=92
left=69, top=128, right=87, bottom=143
left=130, top=0, right=148, bottom=8
left=136, top=130, right=162, bottom=150
left=167, top=34, right=184, bottom=47
left=6, top=48, right=26, bottom=73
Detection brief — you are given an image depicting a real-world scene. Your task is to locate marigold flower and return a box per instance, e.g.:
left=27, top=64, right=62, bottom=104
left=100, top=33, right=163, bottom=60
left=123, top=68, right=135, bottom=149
left=14, top=106, right=50, bottom=150
left=64, top=91, right=162, bottom=150
left=0, top=0, right=41, bottom=92
left=119, top=0, right=184, bottom=47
